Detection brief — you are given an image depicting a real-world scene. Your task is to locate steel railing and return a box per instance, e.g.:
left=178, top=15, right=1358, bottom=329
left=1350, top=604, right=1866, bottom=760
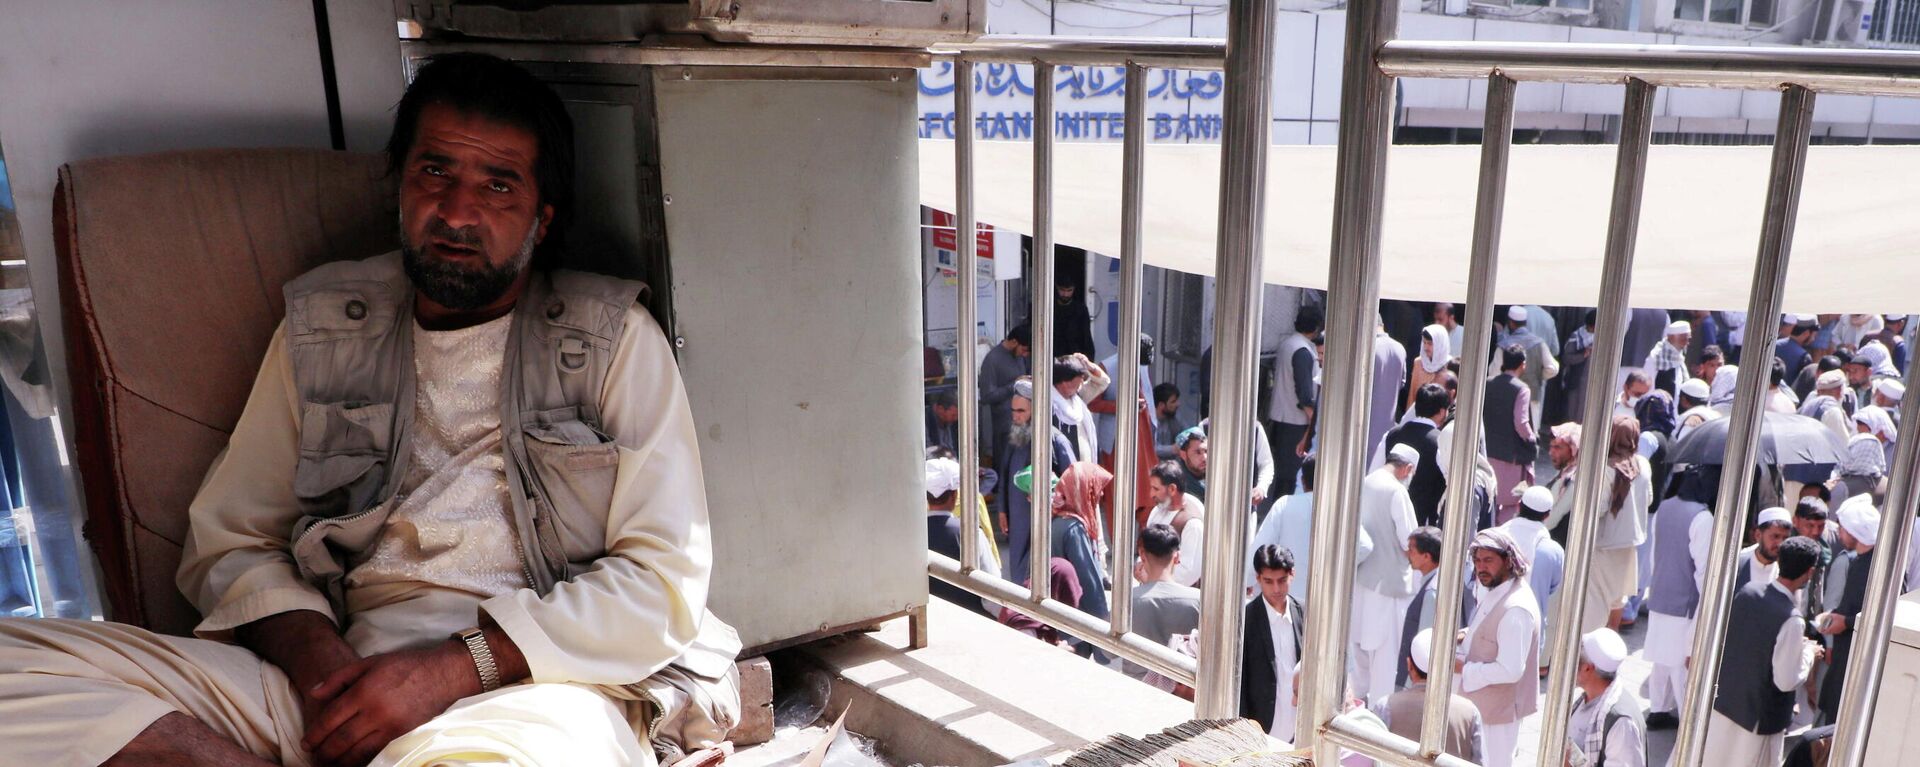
left=923, top=23, right=1248, bottom=700
left=1307, top=6, right=1920, bottom=767
left=923, top=6, right=1920, bottom=767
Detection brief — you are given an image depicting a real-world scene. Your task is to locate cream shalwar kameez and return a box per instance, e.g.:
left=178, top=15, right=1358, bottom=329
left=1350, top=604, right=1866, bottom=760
left=0, top=304, right=710, bottom=767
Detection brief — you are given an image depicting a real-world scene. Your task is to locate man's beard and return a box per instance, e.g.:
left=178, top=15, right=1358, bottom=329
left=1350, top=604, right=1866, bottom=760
left=402, top=217, right=539, bottom=311
left=1009, top=424, right=1032, bottom=448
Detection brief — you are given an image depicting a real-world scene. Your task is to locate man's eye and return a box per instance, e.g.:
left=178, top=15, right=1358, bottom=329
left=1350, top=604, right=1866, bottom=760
left=489, top=180, right=512, bottom=193
left=422, top=165, right=447, bottom=177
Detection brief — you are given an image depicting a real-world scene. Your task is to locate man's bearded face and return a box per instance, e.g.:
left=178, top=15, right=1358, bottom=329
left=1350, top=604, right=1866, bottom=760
left=398, top=103, right=551, bottom=311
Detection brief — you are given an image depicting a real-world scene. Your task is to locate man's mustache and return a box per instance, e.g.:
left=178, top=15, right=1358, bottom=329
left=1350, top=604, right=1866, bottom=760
left=426, top=218, right=484, bottom=248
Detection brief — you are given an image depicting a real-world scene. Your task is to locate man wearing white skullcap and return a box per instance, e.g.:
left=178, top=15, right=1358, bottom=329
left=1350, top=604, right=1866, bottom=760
left=1815, top=496, right=1881, bottom=719
left=1370, top=628, right=1484, bottom=763
left=924, top=458, right=997, bottom=616
left=1644, top=320, right=1693, bottom=397
left=1801, top=368, right=1854, bottom=443
left=1349, top=445, right=1423, bottom=706
left=1568, top=628, right=1646, bottom=767
left=1675, top=377, right=1720, bottom=443
left=1490, top=306, right=1559, bottom=434
left=1735, top=507, right=1796, bottom=591
left=1873, top=378, right=1905, bottom=428
left=1707, top=536, right=1823, bottom=766
left=1499, top=485, right=1565, bottom=673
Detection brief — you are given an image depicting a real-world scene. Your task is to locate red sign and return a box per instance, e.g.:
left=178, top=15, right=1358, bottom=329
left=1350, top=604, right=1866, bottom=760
left=931, top=210, right=994, bottom=259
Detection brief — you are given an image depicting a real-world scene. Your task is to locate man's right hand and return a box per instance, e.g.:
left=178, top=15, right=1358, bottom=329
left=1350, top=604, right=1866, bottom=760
left=235, top=610, right=360, bottom=727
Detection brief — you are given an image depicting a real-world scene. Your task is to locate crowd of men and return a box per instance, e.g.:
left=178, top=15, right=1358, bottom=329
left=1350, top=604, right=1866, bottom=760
left=926, top=301, right=1914, bottom=767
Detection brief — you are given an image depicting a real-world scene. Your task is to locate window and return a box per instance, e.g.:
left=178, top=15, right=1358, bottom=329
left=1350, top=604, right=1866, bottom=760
left=1515, top=0, right=1594, bottom=12
left=1674, top=0, right=1775, bottom=26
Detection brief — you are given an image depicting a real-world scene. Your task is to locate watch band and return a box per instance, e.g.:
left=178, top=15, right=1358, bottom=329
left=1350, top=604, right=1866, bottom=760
left=455, top=627, right=501, bottom=693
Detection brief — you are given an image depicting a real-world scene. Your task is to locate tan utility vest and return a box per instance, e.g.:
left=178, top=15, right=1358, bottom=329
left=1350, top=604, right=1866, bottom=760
left=1461, top=581, right=1540, bottom=726
left=278, top=252, right=739, bottom=759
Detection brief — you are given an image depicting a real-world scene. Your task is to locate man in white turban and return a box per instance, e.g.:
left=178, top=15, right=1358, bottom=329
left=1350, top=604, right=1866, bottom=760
left=1644, top=320, right=1692, bottom=397
left=1815, top=497, right=1881, bottom=720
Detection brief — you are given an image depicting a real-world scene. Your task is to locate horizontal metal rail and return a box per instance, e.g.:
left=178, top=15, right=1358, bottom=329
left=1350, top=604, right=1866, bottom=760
left=1377, top=39, right=1920, bottom=96
left=928, top=553, right=1200, bottom=686
left=1321, top=714, right=1481, bottom=767
left=931, top=35, right=1227, bottom=69
left=399, top=36, right=930, bottom=69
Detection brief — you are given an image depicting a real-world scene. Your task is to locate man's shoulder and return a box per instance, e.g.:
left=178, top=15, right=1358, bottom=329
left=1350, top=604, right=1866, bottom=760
left=285, top=250, right=405, bottom=293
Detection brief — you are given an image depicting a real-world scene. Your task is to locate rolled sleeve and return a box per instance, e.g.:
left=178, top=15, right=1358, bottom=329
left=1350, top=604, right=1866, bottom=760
left=483, top=307, right=711, bottom=685
left=177, top=323, right=335, bottom=639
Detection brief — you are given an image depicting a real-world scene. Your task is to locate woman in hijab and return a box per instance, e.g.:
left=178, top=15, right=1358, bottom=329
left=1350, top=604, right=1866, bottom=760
left=1406, top=324, right=1453, bottom=413
left=1586, top=415, right=1653, bottom=632
left=1050, top=462, right=1115, bottom=635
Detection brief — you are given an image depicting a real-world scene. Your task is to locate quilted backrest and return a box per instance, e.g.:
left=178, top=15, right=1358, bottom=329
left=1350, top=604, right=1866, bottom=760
left=55, top=148, right=397, bottom=634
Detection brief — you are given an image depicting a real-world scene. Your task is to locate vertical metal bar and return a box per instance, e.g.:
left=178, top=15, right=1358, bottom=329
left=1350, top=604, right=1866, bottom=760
left=1028, top=62, right=1059, bottom=600
left=1196, top=0, right=1277, bottom=720
left=955, top=59, right=981, bottom=576
left=1419, top=72, right=1515, bottom=760
left=1303, top=0, right=1397, bottom=754
left=1107, top=61, right=1149, bottom=638
left=1671, top=85, right=1816, bottom=767
left=1537, top=77, right=1658, bottom=765
left=1828, top=329, right=1920, bottom=767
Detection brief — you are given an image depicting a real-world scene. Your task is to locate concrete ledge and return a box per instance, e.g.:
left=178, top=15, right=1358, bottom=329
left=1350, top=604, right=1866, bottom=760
left=791, top=598, right=1194, bottom=765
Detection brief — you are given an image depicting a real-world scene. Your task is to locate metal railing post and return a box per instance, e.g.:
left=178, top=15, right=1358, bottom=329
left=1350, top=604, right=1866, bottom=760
left=1419, top=72, right=1515, bottom=761
left=1303, top=0, right=1397, bottom=754
left=1536, top=77, right=1658, bottom=765
left=955, top=58, right=982, bottom=577
left=1828, top=338, right=1920, bottom=766
left=1107, top=61, right=1149, bottom=638
left=1671, top=84, right=1816, bottom=767
left=1028, top=62, right=1058, bottom=599
left=1195, top=0, right=1278, bottom=720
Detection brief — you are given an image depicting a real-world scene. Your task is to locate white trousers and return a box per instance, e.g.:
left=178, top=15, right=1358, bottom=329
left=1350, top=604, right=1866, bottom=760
left=1701, top=711, right=1783, bottom=767
left=0, top=618, right=651, bottom=767
left=1481, top=720, right=1518, bottom=767
left=1646, top=661, right=1688, bottom=714
left=1350, top=641, right=1400, bottom=707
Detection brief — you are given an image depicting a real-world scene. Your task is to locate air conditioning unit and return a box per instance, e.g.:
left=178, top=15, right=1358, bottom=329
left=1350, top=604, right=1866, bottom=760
left=688, top=0, right=985, bottom=46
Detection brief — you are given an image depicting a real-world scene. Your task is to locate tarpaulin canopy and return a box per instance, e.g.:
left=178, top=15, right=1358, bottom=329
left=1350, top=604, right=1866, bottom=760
left=919, top=140, right=1920, bottom=314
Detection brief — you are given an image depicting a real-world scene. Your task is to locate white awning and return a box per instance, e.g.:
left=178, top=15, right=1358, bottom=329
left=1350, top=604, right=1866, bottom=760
left=920, top=140, right=1920, bottom=314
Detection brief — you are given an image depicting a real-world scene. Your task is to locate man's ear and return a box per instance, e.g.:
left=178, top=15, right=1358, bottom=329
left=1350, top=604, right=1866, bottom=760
left=535, top=203, right=555, bottom=243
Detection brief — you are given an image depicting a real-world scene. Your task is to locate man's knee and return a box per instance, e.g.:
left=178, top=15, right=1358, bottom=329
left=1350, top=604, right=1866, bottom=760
left=374, top=684, right=648, bottom=767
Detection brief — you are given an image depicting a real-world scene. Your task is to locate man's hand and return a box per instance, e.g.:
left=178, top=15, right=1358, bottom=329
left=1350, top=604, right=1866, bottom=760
left=301, top=641, right=477, bottom=767
left=234, top=610, right=359, bottom=726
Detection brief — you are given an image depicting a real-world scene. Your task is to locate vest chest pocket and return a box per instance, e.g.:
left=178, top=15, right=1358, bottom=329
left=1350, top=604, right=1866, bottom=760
left=523, top=416, right=620, bottom=570
left=294, top=401, right=395, bottom=518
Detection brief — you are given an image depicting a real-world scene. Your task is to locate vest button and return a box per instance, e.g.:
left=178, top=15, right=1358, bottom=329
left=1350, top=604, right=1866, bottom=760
left=345, top=300, right=367, bottom=320
left=547, top=302, right=565, bottom=320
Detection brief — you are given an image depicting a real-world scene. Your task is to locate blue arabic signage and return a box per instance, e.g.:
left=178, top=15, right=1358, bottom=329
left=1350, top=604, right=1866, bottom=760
left=916, top=62, right=1227, bottom=143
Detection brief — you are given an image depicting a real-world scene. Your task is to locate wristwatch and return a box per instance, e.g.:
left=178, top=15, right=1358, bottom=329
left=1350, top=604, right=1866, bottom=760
left=454, top=627, right=501, bottom=693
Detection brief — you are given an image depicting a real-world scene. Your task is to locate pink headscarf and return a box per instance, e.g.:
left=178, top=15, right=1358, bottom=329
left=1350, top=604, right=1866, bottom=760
left=1052, top=462, right=1114, bottom=544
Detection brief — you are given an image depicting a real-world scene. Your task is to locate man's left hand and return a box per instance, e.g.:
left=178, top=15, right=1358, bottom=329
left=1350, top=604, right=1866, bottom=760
left=302, top=640, right=480, bottom=766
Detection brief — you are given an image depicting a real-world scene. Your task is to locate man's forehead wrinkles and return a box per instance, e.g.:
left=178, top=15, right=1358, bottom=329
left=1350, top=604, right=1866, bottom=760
left=414, top=128, right=536, bottom=174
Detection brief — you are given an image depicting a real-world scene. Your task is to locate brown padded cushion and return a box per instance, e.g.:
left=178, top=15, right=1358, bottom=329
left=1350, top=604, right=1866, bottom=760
left=56, top=148, right=397, bottom=635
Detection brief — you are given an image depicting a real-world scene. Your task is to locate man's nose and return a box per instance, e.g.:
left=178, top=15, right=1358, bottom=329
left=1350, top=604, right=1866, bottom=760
left=435, top=183, right=484, bottom=229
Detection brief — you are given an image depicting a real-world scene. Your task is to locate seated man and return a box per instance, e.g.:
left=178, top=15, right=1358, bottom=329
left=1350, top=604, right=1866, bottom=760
left=0, top=53, right=736, bottom=767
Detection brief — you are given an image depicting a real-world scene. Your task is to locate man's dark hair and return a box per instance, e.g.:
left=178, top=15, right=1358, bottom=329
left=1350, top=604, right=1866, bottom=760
left=1500, top=343, right=1528, bottom=372
left=1295, top=305, right=1324, bottom=335
left=1819, top=354, right=1845, bottom=373
left=1150, top=460, right=1185, bottom=489
left=1153, top=382, right=1181, bottom=407
left=1414, top=383, right=1449, bottom=419
left=927, top=490, right=956, bottom=506
left=1701, top=344, right=1724, bottom=364
left=1802, top=482, right=1832, bottom=503
left=387, top=53, right=575, bottom=269
left=1624, top=368, right=1651, bottom=389
left=1299, top=454, right=1317, bottom=492
left=928, top=390, right=957, bottom=409
left=1435, top=302, right=1457, bottom=321
left=1778, top=536, right=1821, bottom=580
left=1409, top=526, right=1443, bottom=562
left=1584, top=308, right=1597, bottom=329
left=1139, top=333, right=1156, bottom=365
left=1253, top=544, right=1295, bottom=574
left=1771, top=357, right=1789, bottom=387
left=1796, top=497, right=1830, bottom=521
left=1052, top=356, right=1089, bottom=385
left=1006, top=323, right=1032, bottom=346
left=1793, top=318, right=1820, bottom=337
left=1140, top=523, right=1181, bottom=560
